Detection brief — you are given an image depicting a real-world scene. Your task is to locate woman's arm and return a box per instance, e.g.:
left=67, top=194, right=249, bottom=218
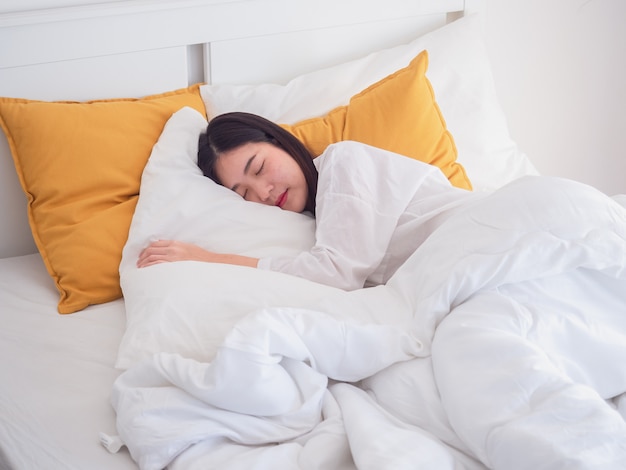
left=137, top=240, right=258, bottom=269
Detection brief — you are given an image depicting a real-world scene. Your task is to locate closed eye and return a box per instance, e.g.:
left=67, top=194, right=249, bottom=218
left=255, top=161, right=265, bottom=175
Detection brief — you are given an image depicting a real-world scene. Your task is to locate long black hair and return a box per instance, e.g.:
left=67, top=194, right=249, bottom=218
left=198, top=112, right=318, bottom=214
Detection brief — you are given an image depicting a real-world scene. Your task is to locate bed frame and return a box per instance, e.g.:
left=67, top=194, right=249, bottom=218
left=0, top=0, right=482, bottom=259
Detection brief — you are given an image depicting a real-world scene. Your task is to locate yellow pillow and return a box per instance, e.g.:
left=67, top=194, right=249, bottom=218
left=281, top=50, right=472, bottom=190
left=0, top=85, right=207, bottom=313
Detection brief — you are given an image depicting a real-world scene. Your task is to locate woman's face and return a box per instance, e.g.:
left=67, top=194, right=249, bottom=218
left=214, top=141, right=308, bottom=213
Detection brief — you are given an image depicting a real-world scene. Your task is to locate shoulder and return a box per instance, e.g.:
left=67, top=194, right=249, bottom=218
left=314, top=141, right=441, bottom=180
left=315, top=140, right=392, bottom=166
left=313, top=141, right=450, bottom=206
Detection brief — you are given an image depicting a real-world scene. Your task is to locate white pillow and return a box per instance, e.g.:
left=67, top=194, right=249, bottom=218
left=118, top=107, right=315, bottom=275
left=116, top=107, right=328, bottom=369
left=201, top=14, right=538, bottom=192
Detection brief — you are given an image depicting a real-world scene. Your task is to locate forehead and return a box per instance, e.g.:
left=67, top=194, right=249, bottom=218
left=220, top=141, right=258, bottom=162
left=214, top=142, right=260, bottom=184
left=218, top=142, right=257, bottom=167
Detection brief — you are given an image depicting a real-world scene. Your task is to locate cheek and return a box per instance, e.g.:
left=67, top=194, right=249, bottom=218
left=284, top=160, right=305, bottom=186
left=268, top=164, right=289, bottom=185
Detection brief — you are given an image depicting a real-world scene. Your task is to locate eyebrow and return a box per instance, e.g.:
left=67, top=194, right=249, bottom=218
left=230, top=154, right=256, bottom=192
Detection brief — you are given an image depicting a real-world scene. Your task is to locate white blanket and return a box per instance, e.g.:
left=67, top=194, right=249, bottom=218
left=111, top=176, right=626, bottom=470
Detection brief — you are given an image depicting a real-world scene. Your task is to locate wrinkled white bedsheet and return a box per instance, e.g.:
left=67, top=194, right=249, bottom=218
left=111, top=176, right=626, bottom=469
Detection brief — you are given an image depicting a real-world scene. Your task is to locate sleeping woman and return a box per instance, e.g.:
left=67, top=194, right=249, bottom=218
left=136, top=111, right=626, bottom=468
left=136, top=111, right=482, bottom=289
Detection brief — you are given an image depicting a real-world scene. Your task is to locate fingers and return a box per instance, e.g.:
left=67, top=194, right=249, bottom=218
left=137, top=239, right=175, bottom=268
left=136, top=240, right=215, bottom=268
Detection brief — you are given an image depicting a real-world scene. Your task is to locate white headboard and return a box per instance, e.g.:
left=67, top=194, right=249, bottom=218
left=0, top=0, right=483, bottom=258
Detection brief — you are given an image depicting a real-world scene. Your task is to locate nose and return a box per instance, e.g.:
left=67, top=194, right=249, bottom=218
left=250, top=180, right=273, bottom=205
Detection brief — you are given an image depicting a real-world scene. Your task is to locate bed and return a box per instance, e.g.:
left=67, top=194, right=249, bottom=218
left=1, top=1, right=626, bottom=469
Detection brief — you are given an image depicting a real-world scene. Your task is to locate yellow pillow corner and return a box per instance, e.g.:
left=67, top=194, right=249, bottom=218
left=284, top=50, right=472, bottom=191
left=0, top=84, right=207, bottom=314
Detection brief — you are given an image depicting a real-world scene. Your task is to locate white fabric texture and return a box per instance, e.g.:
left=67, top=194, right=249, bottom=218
left=259, top=141, right=478, bottom=290
left=116, top=107, right=320, bottom=369
left=114, top=112, right=626, bottom=468
left=200, top=14, right=539, bottom=192
left=0, top=254, right=136, bottom=470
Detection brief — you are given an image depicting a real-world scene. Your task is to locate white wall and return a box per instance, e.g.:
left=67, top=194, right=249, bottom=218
left=0, top=0, right=123, bottom=12
left=484, top=0, right=625, bottom=196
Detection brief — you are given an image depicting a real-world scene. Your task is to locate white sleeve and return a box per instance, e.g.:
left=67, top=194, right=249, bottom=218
left=258, top=141, right=452, bottom=290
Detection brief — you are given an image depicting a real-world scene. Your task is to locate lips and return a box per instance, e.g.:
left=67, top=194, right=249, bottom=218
left=275, top=190, right=288, bottom=209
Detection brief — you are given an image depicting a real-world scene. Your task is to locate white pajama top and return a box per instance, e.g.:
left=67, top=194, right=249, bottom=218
left=258, top=141, right=478, bottom=290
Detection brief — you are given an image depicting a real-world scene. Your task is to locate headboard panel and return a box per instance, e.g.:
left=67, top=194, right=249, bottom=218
left=208, top=14, right=450, bottom=86
left=0, top=0, right=468, bottom=93
left=1, top=47, right=191, bottom=101
left=0, top=0, right=480, bottom=258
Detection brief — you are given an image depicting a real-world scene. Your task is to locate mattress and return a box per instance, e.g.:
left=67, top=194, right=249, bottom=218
left=0, top=254, right=136, bottom=470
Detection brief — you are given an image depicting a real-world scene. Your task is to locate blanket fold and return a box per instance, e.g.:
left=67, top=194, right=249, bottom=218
left=112, top=310, right=420, bottom=469
left=112, top=175, right=626, bottom=469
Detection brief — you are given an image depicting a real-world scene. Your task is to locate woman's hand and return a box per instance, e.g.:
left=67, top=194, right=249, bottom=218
left=137, top=240, right=211, bottom=267
left=137, top=240, right=258, bottom=269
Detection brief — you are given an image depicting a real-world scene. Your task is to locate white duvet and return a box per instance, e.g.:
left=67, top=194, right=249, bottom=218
left=110, top=166, right=626, bottom=469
